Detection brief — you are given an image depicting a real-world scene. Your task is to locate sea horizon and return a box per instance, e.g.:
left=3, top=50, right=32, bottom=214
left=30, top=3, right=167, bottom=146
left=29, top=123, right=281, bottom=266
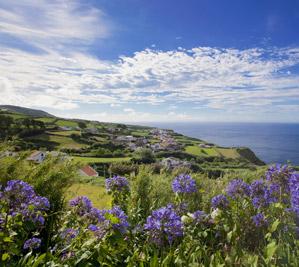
left=136, top=121, right=299, bottom=166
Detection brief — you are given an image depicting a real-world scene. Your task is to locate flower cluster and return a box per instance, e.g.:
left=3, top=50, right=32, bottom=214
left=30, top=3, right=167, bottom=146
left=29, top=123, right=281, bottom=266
left=105, top=176, right=129, bottom=192
left=172, top=174, right=197, bottom=194
left=23, top=237, right=41, bottom=250
left=60, top=228, right=79, bottom=243
left=69, top=196, right=92, bottom=216
left=265, top=164, right=292, bottom=192
left=211, top=194, right=229, bottom=209
left=191, top=210, right=207, bottom=223
left=144, top=204, right=183, bottom=246
left=289, top=173, right=299, bottom=216
left=252, top=213, right=268, bottom=227
left=68, top=196, right=129, bottom=240
left=226, top=179, right=250, bottom=199
left=1, top=180, right=49, bottom=225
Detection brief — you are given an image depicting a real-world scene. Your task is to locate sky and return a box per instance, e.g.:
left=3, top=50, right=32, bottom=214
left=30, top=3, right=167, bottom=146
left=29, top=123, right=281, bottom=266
left=0, top=0, right=299, bottom=123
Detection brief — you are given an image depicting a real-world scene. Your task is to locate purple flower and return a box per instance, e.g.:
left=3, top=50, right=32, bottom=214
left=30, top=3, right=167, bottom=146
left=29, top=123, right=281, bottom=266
left=23, top=237, right=41, bottom=250
left=250, top=180, right=269, bottom=208
left=192, top=210, right=207, bottom=223
left=107, top=206, right=129, bottom=233
left=60, top=228, right=79, bottom=242
left=226, top=179, right=250, bottom=199
left=211, top=194, right=229, bottom=209
left=172, top=174, right=197, bottom=194
left=2, top=180, right=49, bottom=225
left=265, top=164, right=292, bottom=192
left=69, top=196, right=92, bottom=216
left=289, top=173, right=299, bottom=216
left=252, top=213, right=268, bottom=227
left=105, top=176, right=129, bottom=192
left=144, top=204, right=183, bottom=246
left=88, top=224, right=99, bottom=232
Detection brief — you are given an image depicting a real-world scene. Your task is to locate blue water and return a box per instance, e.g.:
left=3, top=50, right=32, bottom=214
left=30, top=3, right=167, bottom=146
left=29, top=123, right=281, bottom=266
left=142, top=122, right=299, bottom=165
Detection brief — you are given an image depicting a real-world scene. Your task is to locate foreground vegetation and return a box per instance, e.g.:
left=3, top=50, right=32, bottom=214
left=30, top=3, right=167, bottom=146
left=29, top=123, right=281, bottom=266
left=0, top=153, right=298, bottom=266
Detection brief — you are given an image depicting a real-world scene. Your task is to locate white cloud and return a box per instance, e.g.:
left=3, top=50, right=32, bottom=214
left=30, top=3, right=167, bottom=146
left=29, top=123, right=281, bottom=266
left=0, top=1, right=299, bottom=121
left=0, top=0, right=110, bottom=52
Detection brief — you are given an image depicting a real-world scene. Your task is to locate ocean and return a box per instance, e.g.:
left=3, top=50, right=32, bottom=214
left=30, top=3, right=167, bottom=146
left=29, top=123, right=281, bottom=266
left=142, top=122, right=299, bottom=165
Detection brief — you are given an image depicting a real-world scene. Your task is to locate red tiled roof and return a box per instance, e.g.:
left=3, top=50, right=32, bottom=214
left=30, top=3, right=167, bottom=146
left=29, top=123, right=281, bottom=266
left=80, top=165, right=98, bottom=176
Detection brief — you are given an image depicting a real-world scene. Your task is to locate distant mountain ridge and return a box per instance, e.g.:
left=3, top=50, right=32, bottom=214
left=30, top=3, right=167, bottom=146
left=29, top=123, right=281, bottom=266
left=0, top=105, right=55, bottom=118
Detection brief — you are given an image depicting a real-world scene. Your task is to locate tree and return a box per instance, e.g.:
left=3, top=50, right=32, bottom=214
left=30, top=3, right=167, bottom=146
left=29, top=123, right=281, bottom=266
left=133, top=148, right=155, bottom=164
left=78, top=121, right=87, bottom=129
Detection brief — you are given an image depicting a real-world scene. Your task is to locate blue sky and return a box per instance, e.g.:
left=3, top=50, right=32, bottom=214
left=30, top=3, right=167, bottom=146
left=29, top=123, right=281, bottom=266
left=0, top=0, right=299, bottom=122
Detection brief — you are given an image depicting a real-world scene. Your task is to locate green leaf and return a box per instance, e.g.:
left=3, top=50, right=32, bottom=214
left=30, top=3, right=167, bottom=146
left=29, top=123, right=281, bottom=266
left=2, top=253, right=10, bottom=261
left=265, top=241, right=277, bottom=260
left=270, top=219, right=280, bottom=233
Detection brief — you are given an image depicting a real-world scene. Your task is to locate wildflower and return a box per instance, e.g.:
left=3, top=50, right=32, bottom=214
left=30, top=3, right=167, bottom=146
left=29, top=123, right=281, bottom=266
left=2, top=180, right=49, bottom=225
left=265, top=164, right=292, bottom=192
left=289, top=173, right=299, bottom=216
left=144, top=204, right=183, bottom=246
left=191, top=210, right=207, bottom=223
left=211, top=194, right=229, bottom=209
left=105, top=176, right=129, bottom=192
left=106, top=206, right=129, bottom=233
left=88, top=224, right=99, bottom=232
left=60, top=228, right=79, bottom=242
left=69, top=196, right=92, bottom=216
left=23, top=237, right=41, bottom=250
left=172, top=174, right=197, bottom=194
left=250, top=179, right=269, bottom=208
left=252, top=213, right=268, bottom=227
left=226, top=179, right=250, bottom=199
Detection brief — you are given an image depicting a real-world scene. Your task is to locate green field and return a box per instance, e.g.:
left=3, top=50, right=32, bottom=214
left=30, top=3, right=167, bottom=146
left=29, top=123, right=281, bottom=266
left=66, top=183, right=111, bottom=209
left=185, top=145, right=220, bottom=157
left=131, top=130, right=149, bottom=137
left=26, top=134, right=86, bottom=149
left=48, top=130, right=81, bottom=136
left=73, top=156, right=131, bottom=164
left=216, top=148, right=240, bottom=159
left=35, top=117, right=56, bottom=123
left=56, top=119, right=78, bottom=127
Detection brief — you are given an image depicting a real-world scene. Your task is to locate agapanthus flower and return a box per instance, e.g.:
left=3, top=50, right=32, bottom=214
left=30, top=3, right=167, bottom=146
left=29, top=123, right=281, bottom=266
left=265, top=164, right=292, bottom=192
left=191, top=210, right=207, bottom=223
left=172, top=174, right=197, bottom=194
left=60, top=228, right=79, bottom=242
left=211, top=194, right=229, bottom=209
left=69, top=196, right=92, bottom=216
left=250, top=180, right=269, bottom=208
left=226, top=179, right=250, bottom=199
left=106, top=206, right=129, bottom=233
left=23, top=237, right=41, bottom=250
left=252, top=213, right=268, bottom=227
left=289, top=173, right=299, bottom=216
left=105, top=176, right=129, bottom=192
left=144, top=204, right=183, bottom=246
left=2, top=180, right=49, bottom=225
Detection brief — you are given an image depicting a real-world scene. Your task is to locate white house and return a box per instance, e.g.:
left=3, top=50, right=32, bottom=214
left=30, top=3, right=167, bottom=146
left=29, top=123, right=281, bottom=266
left=59, top=126, right=73, bottom=131
left=27, top=151, right=46, bottom=163
left=161, top=157, right=191, bottom=169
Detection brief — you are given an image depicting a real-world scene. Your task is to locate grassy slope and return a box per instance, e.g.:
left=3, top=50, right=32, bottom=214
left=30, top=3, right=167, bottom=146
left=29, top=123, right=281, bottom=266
left=73, top=156, right=131, bottom=164
left=26, top=134, right=86, bottom=149
left=185, top=145, right=220, bottom=157
left=66, top=183, right=111, bottom=209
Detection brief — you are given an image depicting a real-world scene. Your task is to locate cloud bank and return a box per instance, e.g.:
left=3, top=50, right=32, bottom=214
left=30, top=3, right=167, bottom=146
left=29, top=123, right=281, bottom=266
left=0, top=0, right=299, bottom=122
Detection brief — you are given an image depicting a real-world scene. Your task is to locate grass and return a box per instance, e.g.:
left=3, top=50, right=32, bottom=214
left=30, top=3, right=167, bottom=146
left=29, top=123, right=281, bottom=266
left=56, top=119, right=78, bottom=127
left=48, top=130, right=81, bottom=136
left=66, top=183, right=111, bottom=209
left=73, top=156, right=131, bottom=164
left=26, top=134, right=86, bottom=149
left=216, top=148, right=240, bottom=159
left=2, top=113, right=28, bottom=119
left=35, top=117, right=56, bottom=123
left=131, top=131, right=149, bottom=137
left=185, top=145, right=220, bottom=157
